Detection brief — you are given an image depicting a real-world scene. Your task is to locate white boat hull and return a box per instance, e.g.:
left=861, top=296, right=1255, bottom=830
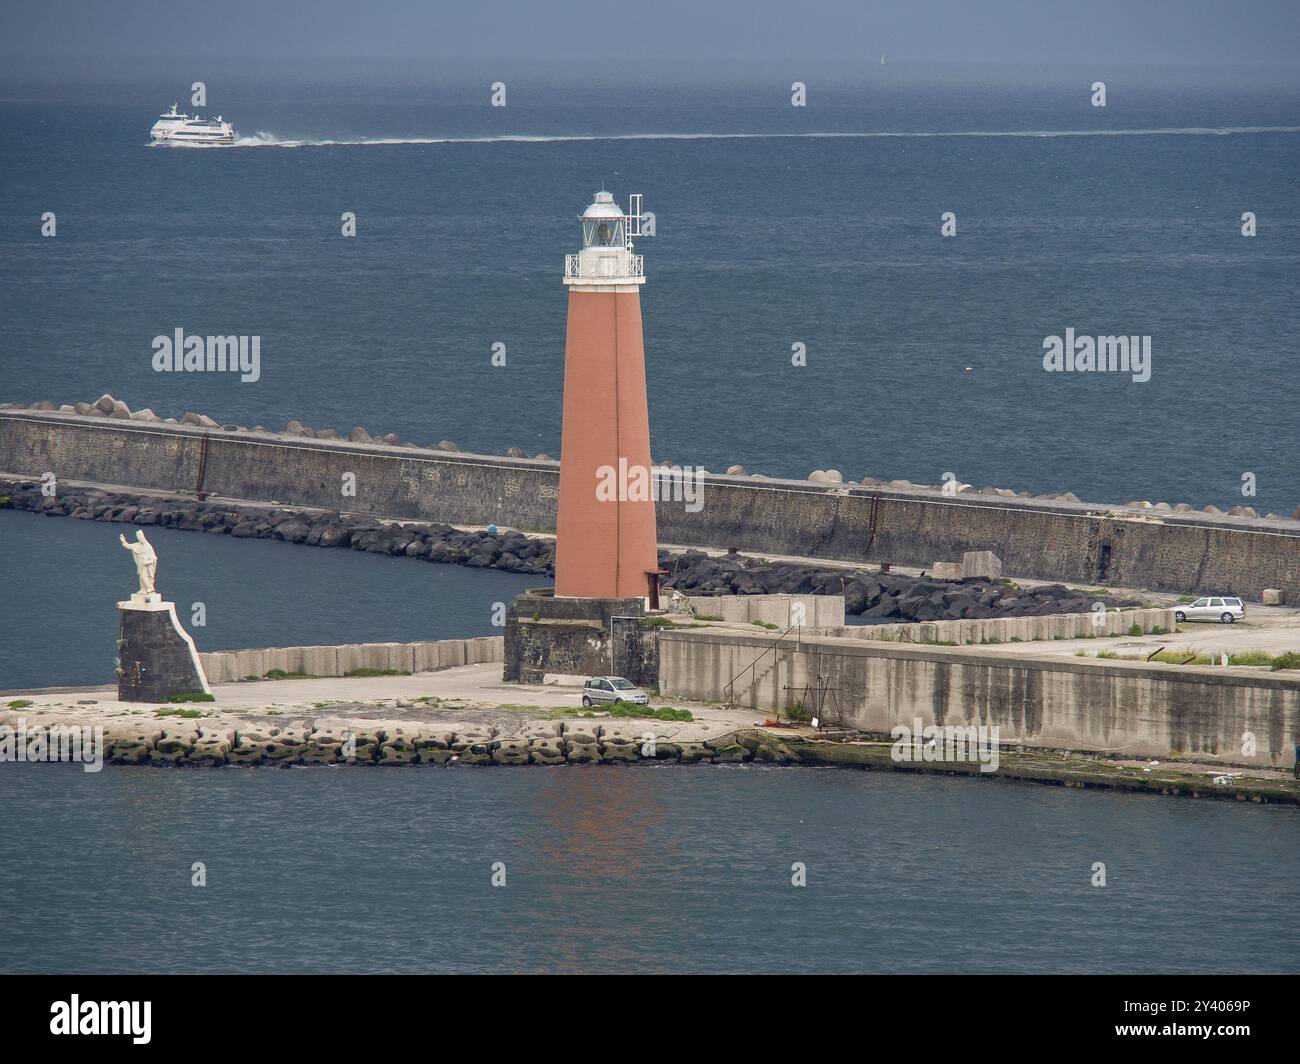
left=150, top=110, right=236, bottom=147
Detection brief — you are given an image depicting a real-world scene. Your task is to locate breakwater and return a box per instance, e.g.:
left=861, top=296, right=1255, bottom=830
left=3, top=716, right=801, bottom=769
left=4, top=704, right=1295, bottom=804
left=3, top=409, right=1297, bottom=599
left=1, top=478, right=1160, bottom=622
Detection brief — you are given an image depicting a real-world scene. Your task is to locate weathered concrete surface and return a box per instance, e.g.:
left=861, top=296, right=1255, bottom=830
left=829, top=607, right=1176, bottom=644
left=198, top=636, right=502, bottom=684
left=4, top=410, right=1298, bottom=599
left=503, top=591, right=653, bottom=685
left=658, top=627, right=1300, bottom=770
left=790, top=741, right=1300, bottom=805
left=684, top=593, right=844, bottom=627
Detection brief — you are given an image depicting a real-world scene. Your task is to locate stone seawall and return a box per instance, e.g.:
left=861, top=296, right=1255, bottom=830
left=4, top=410, right=1299, bottom=599
left=199, top=637, right=503, bottom=684
left=658, top=628, right=1300, bottom=770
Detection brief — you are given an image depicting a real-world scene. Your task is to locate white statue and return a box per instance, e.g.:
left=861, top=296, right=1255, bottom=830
left=119, top=530, right=158, bottom=597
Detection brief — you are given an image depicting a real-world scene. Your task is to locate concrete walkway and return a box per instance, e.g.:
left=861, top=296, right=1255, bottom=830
left=973, top=605, right=1300, bottom=663
left=1, top=663, right=768, bottom=745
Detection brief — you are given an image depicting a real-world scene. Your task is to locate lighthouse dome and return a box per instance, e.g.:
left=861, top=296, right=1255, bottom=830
left=581, top=190, right=623, bottom=220
left=580, top=190, right=626, bottom=249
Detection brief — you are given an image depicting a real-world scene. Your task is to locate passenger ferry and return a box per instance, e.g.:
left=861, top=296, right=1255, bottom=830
left=150, top=104, right=236, bottom=146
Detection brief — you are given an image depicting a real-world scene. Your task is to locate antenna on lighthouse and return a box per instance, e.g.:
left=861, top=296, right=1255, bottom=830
left=626, top=193, right=643, bottom=249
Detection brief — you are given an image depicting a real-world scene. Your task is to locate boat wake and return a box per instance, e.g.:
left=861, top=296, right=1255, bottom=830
left=226, top=125, right=1300, bottom=149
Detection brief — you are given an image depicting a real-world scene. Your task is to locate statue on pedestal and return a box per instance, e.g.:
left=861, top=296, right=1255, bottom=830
left=119, top=530, right=158, bottom=598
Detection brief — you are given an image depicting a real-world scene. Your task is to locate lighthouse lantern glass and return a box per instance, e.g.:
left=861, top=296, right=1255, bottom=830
left=583, top=216, right=625, bottom=248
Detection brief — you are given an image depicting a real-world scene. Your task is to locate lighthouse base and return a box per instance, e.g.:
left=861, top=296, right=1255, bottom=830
left=503, top=590, right=659, bottom=687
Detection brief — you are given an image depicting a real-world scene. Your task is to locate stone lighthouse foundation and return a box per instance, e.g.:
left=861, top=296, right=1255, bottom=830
left=502, top=589, right=659, bottom=687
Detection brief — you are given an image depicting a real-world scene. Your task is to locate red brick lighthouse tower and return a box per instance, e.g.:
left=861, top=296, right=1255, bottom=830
left=554, top=190, right=659, bottom=600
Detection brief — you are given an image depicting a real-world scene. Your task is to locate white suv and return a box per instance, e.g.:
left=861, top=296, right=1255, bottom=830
left=1174, top=597, right=1245, bottom=624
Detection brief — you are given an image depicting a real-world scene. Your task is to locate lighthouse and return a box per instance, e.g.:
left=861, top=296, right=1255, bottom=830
left=553, top=190, right=659, bottom=600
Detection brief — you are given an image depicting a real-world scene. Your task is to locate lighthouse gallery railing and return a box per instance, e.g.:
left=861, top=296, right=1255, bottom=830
left=564, top=253, right=644, bottom=280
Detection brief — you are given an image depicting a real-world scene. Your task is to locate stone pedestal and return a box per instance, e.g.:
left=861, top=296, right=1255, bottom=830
left=117, top=596, right=211, bottom=702
left=504, top=588, right=657, bottom=686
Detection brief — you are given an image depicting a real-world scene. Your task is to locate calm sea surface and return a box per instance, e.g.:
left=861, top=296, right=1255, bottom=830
left=0, top=762, right=1295, bottom=974
left=2, top=72, right=1298, bottom=512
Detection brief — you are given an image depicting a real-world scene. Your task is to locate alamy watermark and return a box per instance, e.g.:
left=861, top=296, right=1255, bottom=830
left=50, top=995, right=150, bottom=1044
left=1043, top=329, right=1151, bottom=383
left=0, top=719, right=104, bottom=773
left=152, top=328, right=261, bottom=382
left=595, top=459, right=705, bottom=513
left=890, top=718, right=1000, bottom=773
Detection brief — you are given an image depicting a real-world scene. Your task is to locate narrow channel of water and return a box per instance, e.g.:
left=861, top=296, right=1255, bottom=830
left=0, top=508, right=537, bottom=689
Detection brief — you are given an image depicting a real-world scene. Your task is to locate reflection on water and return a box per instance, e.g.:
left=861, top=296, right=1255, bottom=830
left=529, top=767, right=675, bottom=974
left=1, top=762, right=1296, bottom=974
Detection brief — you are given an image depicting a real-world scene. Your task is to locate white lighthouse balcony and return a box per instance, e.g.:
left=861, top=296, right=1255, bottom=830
left=564, top=250, right=645, bottom=286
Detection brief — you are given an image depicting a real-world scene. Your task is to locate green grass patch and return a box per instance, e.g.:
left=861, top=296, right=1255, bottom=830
left=1084, top=647, right=1290, bottom=668
left=694, top=613, right=722, bottom=621
left=262, top=668, right=319, bottom=680
left=154, top=707, right=210, bottom=718
left=342, top=667, right=410, bottom=678
left=7, top=699, right=33, bottom=709
left=545, top=704, right=693, bottom=722
left=750, top=620, right=780, bottom=630
left=163, top=692, right=215, bottom=703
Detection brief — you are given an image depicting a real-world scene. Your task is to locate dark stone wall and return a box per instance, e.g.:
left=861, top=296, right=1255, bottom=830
left=118, top=605, right=207, bottom=702
left=504, top=590, right=657, bottom=686
left=5, top=412, right=1298, bottom=599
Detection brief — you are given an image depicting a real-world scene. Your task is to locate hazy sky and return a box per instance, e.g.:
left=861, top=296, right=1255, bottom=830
left=3, top=0, right=1299, bottom=67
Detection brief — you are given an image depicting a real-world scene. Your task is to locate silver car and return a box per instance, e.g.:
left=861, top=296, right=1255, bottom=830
left=1174, top=596, right=1245, bottom=624
left=581, top=676, right=650, bottom=707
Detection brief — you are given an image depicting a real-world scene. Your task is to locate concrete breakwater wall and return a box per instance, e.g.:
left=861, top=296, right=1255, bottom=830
left=1, top=476, right=1160, bottom=626
left=829, top=607, right=1176, bottom=645
left=199, top=637, right=502, bottom=685
left=658, top=629, right=1300, bottom=769
left=684, top=593, right=845, bottom=628
left=4, top=411, right=1299, bottom=599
